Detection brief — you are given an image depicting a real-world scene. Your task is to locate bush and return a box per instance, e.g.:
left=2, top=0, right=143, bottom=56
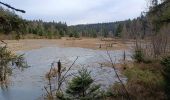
left=161, top=56, right=170, bottom=99
left=124, top=67, right=164, bottom=87
left=74, top=32, right=80, bottom=38
left=0, top=45, right=27, bottom=82
left=123, top=67, right=165, bottom=100
left=132, top=49, right=144, bottom=63
left=107, top=83, right=128, bottom=100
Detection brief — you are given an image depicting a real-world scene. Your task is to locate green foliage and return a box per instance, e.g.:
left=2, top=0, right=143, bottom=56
left=92, top=33, right=97, bottom=38
left=115, top=24, right=123, bottom=37
left=65, top=68, right=102, bottom=100
left=148, top=0, right=170, bottom=32
left=132, top=49, right=144, bottom=63
left=159, top=2, right=170, bottom=23
left=0, top=7, right=25, bottom=39
left=161, top=56, right=170, bottom=99
left=161, top=56, right=170, bottom=70
left=68, top=27, right=80, bottom=38
left=0, top=7, right=67, bottom=39
left=68, top=22, right=116, bottom=38
left=124, top=67, right=164, bottom=86
left=0, top=45, right=27, bottom=82
left=69, top=33, right=73, bottom=37
left=26, top=21, right=67, bottom=38
left=123, top=66, right=165, bottom=99
left=74, top=32, right=80, bottom=38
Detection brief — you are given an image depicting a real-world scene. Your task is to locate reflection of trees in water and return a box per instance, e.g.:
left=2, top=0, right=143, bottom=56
left=1, top=81, right=8, bottom=90
left=1, top=82, right=12, bottom=100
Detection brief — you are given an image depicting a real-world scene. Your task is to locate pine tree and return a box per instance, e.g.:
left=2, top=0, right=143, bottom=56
left=66, top=68, right=101, bottom=100
left=115, top=24, right=123, bottom=37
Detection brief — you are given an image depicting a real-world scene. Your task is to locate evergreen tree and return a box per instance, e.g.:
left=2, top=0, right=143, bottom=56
left=66, top=68, right=101, bottom=100
left=115, top=24, right=123, bottom=37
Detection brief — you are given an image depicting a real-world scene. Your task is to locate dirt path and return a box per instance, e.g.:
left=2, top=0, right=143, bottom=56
left=4, top=38, right=130, bottom=52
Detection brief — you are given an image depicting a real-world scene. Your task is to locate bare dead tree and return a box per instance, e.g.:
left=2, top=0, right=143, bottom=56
left=151, top=32, right=168, bottom=57
left=121, top=24, right=129, bottom=43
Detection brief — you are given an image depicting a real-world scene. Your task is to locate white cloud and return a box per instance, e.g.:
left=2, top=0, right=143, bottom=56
left=1, top=0, right=147, bottom=25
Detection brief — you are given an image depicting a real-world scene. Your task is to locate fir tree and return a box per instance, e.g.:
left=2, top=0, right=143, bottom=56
left=66, top=68, right=102, bottom=100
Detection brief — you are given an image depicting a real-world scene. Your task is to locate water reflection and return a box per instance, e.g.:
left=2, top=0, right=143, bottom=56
left=0, top=82, right=11, bottom=100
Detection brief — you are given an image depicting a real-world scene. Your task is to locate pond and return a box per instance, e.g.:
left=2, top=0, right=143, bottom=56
left=0, top=46, right=131, bottom=100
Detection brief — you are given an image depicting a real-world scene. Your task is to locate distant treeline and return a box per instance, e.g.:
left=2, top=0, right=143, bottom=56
left=69, top=0, right=170, bottom=39
left=0, top=0, right=170, bottom=39
left=68, top=18, right=149, bottom=39
left=25, top=20, right=67, bottom=38
left=0, top=7, right=67, bottom=39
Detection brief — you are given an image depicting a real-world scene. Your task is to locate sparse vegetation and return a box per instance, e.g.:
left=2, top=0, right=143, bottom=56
left=0, top=0, right=170, bottom=100
left=0, top=44, right=27, bottom=83
left=133, top=49, right=144, bottom=63
left=45, top=62, right=105, bottom=100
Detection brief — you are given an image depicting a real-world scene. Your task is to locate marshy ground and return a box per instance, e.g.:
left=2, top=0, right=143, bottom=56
left=4, top=38, right=131, bottom=52
left=0, top=38, right=132, bottom=100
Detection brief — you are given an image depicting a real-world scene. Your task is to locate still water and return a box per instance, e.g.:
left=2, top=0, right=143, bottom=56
left=0, top=46, right=131, bottom=100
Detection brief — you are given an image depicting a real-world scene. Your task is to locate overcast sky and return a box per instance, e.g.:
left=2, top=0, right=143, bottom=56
left=1, top=0, right=147, bottom=25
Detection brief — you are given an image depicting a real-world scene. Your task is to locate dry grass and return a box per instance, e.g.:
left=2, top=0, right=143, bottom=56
left=3, top=38, right=129, bottom=52
left=45, top=67, right=58, bottom=79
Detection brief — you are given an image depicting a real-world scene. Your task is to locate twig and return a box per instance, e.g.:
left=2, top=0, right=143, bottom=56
left=0, top=40, right=7, bottom=46
left=106, top=48, right=131, bottom=100
left=48, top=65, right=53, bottom=96
left=60, top=72, right=77, bottom=84
left=0, top=1, right=25, bottom=13
left=60, top=57, right=79, bottom=82
left=57, top=57, right=79, bottom=90
left=44, top=86, right=50, bottom=96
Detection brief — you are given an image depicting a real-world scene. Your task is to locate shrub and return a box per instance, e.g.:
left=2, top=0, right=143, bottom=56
left=0, top=45, right=27, bottom=82
left=161, top=56, right=170, bottom=99
left=124, top=67, right=164, bottom=87
left=107, top=83, right=128, bottom=100
left=123, top=67, right=165, bottom=100
left=132, top=49, right=144, bottom=63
